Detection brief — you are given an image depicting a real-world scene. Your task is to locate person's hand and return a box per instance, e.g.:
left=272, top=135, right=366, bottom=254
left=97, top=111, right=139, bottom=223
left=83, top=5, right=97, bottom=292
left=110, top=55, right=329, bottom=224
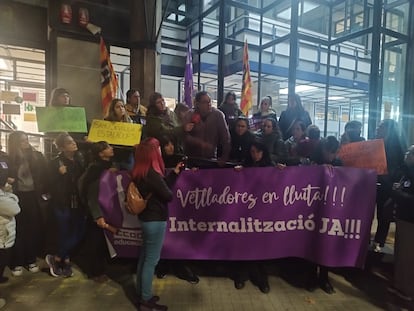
left=276, top=163, right=286, bottom=170
left=7, top=177, right=15, bottom=184
left=174, top=162, right=185, bottom=174
left=184, top=123, right=194, bottom=132
left=234, top=165, right=243, bottom=171
left=59, top=164, right=67, bottom=175
left=96, top=217, right=108, bottom=229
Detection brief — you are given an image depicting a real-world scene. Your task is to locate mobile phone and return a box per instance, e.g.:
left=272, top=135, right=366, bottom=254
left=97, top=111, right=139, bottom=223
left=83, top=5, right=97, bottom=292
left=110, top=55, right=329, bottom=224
left=180, top=156, right=188, bottom=170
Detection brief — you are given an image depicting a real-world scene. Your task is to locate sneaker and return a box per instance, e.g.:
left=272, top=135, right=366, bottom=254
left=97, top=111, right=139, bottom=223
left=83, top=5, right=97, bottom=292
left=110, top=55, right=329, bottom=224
left=27, top=263, right=39, bottom=273
left=61, top=262, right=74, bottom=278
left=373, top=243, right=382, bottom=253
left=139, top=299, right=168, bottom=311
left=388, top=286, right=413, bottom=302
left=45, top=255, right=62, bottom=277
left=11, top=266, right=23, bottom=276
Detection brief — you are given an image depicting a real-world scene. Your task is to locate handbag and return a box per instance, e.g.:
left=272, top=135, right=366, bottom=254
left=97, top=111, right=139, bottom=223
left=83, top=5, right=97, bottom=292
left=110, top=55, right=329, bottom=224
left=126, top=182, right=152, bottom=215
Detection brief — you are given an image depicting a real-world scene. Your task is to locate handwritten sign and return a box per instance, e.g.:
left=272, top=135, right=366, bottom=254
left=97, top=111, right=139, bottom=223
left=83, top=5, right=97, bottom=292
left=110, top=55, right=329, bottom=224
left=36, top=107, right=87, bottom=133
left=88, top=119, right=142, bottom=146
left=338, top=139, right=387, bottom=174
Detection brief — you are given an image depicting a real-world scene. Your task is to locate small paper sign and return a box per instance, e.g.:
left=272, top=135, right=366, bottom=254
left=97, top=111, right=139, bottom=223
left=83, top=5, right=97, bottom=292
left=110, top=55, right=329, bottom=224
left=36, top=106, right=87, bottom=133
left=88, top=119, right=142, bottom=146
left=338, top=139, right=387, bottom=175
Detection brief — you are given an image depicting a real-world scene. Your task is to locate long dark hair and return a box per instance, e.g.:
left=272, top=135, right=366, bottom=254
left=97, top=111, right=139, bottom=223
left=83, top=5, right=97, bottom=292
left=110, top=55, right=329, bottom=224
left=8, top=131, right=30, bottom=165
left=244, top=141, right=273, bottom=167
left=147, top=92, right=164, bottom=116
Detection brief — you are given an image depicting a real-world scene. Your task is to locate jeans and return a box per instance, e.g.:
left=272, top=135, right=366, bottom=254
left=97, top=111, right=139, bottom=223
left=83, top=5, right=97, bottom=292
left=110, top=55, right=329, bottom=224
left=136, top=221, right=167, bottom=301
left=54, top=208, right=86, bottom=260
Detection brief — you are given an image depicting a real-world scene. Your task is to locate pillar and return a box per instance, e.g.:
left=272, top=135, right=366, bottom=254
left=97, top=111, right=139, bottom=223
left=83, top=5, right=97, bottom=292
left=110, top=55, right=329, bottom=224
left=130, top=0, right=161, bottom=106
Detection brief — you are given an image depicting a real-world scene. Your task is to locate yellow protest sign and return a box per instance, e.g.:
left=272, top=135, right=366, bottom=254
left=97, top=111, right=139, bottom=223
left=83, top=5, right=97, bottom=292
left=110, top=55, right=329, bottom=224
left=88, top=119, right=142, bottom=146
left=337, top=139, right=387, bottom=175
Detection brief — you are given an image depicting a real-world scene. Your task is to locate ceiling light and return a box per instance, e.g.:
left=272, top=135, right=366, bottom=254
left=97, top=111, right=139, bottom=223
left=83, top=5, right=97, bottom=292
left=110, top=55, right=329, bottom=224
left=328, top=96, right=345, bottom=100
left=279, top=85, right=318, bottom=95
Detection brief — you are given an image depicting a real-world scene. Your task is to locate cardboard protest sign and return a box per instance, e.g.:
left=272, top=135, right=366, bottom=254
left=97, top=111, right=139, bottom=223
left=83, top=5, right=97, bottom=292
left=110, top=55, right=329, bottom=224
left=88, top=119, right=142, bottom=146
left=338, top=139, right=387, bottom=175
left=36, top=107, right=87, bottom=133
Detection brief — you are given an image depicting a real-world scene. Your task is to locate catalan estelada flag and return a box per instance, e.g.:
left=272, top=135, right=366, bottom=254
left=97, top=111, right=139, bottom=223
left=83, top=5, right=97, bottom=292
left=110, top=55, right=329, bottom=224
left=100, top=36, right=118, bottom=114
left=240, top=40, right=252, bottom=115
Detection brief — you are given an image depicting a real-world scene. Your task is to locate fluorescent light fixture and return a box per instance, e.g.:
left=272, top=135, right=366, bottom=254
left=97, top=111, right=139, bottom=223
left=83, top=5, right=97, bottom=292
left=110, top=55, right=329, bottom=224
left=279, top=85, right=318, bottom=95
left=0, top=58, right=8, bottom=70
left=328, top=96, right=345, bottom=100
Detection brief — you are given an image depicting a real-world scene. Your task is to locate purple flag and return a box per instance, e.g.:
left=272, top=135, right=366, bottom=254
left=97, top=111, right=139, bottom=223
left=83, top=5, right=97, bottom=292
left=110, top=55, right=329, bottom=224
left=184, top=33, right=193, bottom=108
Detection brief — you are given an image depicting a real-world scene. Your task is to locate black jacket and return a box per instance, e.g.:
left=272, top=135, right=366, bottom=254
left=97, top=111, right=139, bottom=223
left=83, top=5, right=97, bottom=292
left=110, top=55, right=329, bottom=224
left=136, top=168, right=178, bottom=222
left=49, top=152, right=85, bottom=210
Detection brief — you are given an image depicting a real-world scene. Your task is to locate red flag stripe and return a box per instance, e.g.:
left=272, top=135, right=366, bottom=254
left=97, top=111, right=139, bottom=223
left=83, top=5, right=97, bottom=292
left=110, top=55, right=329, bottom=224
left=240, top=40, right=253, bottom=115
left=100, top=37, right=118, bottom=115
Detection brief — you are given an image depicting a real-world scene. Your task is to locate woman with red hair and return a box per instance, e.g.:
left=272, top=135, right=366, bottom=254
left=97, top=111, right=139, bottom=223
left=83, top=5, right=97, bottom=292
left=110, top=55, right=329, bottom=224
left=132, top=138, right=183, bottom=311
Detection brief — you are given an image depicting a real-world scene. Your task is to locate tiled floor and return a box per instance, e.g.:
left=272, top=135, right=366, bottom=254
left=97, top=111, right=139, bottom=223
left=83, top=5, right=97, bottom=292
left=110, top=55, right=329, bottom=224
left=0, top=223, right=411, bottom=311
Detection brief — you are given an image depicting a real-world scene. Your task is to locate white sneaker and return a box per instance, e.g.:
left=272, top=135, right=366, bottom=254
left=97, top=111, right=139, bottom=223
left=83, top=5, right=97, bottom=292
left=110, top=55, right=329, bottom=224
left=27, top=263, right=39, bottom=273
left=373, top=243, right=382, bottom=253
left=11, top=266, right=23, bottom=276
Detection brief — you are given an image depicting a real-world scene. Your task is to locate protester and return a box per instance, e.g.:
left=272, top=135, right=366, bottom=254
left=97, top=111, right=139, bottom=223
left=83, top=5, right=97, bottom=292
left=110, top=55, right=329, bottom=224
left=144, top=92, right=189, bottom=152
left=387, top=145, right=414, bottom=302
left=132, top=138, right=184, bottom=311
left=279, top=93, right=312, bottom=140
left=154, top=135, right=199, bottom=284
left=7, top=131, right=48, bottom=276
left=255, top=118, right=287, bottom=164
left=174, top=103, right=190, bottom=126
left=104, top=98, right=133, bottom=123
left=296, top=124, right=321, bottom=160
left=230, top=117, right=256, bottom=164
left=49, top=88, right=71, bottom=107
left=340, top=120, right=365, bottom=145
left=47, top=88, right=88, bottom=159
left=183, top=91, right=231, bottom=166
left=252, top=96, right=277, bottom=129
left=373, top=119, right=406, bottom=252
left=284, top=120, right=307, bottom=165
left=0, top=161, right=20, bottom=285
left=79, top=141, right=116, bottom=282
left=104, top=98, right=134, bottom=170
left=307, top=136, right=342, bottom=294
left=45, top=133, right=86, bottom=277
left=126, top=89, right=147, bottom=124
left=219, top=91, right=244, bottom=132
left=232, top=141, right=274, bottom=294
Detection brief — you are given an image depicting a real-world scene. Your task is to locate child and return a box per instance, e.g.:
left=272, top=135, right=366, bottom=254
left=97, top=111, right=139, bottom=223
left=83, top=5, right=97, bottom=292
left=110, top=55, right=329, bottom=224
left=0, top=161, right=21, bottom=308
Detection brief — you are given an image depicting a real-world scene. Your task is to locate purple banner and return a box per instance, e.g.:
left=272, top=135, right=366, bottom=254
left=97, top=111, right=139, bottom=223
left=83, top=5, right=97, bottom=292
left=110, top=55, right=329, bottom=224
left=162, top=166, right=377, bottom=268
left=99, top=170, right=142, bottom=258
left=98, top=166, right=377, bottom=268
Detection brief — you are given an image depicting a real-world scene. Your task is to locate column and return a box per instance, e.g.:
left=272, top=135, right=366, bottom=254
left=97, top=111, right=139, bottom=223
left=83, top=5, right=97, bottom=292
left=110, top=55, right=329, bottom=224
left=130, top=0, right=161, bottom=105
